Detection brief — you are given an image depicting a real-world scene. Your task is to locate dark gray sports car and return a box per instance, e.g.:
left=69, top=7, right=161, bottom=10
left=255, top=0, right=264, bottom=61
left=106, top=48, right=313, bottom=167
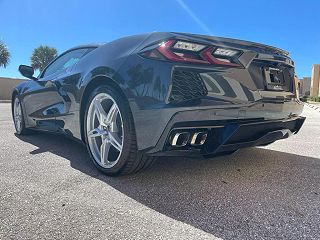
left=12, top=32, right=305, bottom=175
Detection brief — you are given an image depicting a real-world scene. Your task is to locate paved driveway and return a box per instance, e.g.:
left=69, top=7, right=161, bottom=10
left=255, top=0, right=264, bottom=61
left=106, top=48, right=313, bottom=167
left=0, top=103, right=319, bottom=240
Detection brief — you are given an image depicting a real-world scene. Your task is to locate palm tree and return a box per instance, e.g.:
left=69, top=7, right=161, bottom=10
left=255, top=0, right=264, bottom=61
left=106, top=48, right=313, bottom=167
left=0, top=41, right=10, bottom=68
left=31, top=45, right=57, bottom=71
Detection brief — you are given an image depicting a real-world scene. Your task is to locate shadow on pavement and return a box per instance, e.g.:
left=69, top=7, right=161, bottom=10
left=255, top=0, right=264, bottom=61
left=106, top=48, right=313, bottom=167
left=17, top=132, right=320, bottom=240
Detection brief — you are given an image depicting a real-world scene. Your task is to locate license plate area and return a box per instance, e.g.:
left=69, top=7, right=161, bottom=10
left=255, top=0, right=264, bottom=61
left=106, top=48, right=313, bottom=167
left=264, top=67, right=285, bottom=91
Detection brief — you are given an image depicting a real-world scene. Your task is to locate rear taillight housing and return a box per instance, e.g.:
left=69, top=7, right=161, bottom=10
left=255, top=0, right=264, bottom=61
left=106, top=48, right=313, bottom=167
left=141, top=39, right=242, bottom=67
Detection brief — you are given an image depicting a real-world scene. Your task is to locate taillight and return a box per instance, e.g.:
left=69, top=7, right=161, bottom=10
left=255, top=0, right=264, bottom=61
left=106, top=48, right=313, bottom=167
left=141, top=39, right=242, bottom=67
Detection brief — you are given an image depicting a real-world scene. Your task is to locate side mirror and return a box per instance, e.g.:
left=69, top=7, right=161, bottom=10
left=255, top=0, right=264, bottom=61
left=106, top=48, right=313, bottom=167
left=18, top=65, right=37, bottom=81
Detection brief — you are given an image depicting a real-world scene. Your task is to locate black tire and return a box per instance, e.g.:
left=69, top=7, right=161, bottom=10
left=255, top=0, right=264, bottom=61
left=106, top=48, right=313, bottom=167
left=12, top=96, right=32, bottom=135
left=84, top=85, right=156, bottom=176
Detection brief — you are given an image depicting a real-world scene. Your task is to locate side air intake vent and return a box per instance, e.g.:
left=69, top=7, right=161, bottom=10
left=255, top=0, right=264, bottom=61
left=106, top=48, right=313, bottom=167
left=169, top=70, right=208, bottom=102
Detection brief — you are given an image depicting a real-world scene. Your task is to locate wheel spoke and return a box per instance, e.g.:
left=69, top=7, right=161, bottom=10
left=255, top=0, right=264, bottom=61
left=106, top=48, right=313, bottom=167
left=108, top=132, right=122, bottom=151
left=94, top=99, right=108, bottom=125
left=100, top=139, right=111, bottom=164
left=14, top=99, right=22, bottom=132
left=106, top=103, right=119, bottom=132
left=15, top=115, right=21, bottom=129
left=106, top=103, right=118, bottom=122
left=88, top=128, right=107, bottom=138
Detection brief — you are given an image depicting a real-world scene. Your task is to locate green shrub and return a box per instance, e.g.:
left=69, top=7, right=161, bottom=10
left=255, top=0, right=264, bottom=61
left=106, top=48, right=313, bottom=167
left=309, top=96, right=320, bottom=102
left=301, top=96, right=308, bottom=102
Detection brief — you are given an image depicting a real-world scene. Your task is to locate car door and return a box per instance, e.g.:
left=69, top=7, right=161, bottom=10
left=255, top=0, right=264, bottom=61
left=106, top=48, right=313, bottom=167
left=23, top=48, right=93, bottom=132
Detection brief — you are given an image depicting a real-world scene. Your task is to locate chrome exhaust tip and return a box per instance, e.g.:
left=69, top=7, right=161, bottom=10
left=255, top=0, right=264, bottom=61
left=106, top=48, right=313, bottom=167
left=190, top=132, right=207, bottom=146
left=171, top=132, right=190, bottom=147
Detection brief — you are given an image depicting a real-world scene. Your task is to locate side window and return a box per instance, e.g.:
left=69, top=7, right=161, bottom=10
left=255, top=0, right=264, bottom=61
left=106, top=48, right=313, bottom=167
left=41, top=48, right=93, bottom=78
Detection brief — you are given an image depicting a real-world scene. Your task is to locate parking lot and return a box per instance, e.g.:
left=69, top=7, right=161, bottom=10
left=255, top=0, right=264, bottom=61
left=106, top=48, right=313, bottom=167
left=0, top=102, right=319, bottom=240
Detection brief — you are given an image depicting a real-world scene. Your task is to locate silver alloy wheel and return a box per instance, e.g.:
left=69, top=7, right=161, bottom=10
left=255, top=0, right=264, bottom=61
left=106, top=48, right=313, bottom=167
left=13, top=97, right=22, bottom=133
left=86, top=93, right=124, bottom=168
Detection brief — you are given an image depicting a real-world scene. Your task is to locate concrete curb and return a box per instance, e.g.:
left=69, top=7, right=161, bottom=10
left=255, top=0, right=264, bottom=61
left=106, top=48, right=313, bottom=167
left=305, top=103, right=320, bottom=113
left=0, top=100, right=11, bottom=103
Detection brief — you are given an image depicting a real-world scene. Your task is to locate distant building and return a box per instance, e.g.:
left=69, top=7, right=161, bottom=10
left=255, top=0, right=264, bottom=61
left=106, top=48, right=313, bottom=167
left=0, top=77, right=25, bottom=100
left=298, top=77, right=311, bottom=96
left=310, top=64, right=320, bottom=97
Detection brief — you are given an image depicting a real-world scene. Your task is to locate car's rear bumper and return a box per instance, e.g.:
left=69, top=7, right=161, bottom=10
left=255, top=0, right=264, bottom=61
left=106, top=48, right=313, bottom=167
left=131, top=100, right=305, bottom=156
left=147, top=115, right=305, bottom=157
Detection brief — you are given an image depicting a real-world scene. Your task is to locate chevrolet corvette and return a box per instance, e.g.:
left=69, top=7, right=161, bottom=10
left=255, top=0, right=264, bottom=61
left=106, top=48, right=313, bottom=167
left=12, top=32, right=305, bottom=175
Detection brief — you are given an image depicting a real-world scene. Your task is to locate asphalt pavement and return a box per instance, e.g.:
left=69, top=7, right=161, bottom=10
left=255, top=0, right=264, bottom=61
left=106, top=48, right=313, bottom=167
left=0, top=103, right=319, bottom=240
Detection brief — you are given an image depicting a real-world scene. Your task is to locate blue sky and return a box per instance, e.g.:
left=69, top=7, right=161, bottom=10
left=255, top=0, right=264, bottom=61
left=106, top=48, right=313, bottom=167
left=1, top=0, right=319, bottom=78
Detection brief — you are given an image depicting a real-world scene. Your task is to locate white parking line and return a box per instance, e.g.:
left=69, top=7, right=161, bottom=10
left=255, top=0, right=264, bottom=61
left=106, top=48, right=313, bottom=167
left=305, top=103, right=320, bottom=113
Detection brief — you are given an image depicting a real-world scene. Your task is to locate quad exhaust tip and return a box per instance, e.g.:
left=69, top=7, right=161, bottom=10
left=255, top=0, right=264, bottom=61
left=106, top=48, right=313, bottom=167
left=171, top=132, right=190, bottom=147
left=190, top=132, right=208, bottom=146
left=171, top=131, right=208, bottom=147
